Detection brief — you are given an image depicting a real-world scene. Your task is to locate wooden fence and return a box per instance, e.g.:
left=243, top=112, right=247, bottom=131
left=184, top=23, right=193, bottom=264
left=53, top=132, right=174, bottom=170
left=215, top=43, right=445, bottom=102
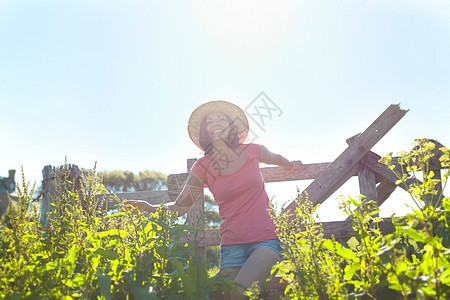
left=0, top=170, right=16, bottom=218
left=40, top=104, right=448, bottom=296
left=96, top=104, right=420, bottom=253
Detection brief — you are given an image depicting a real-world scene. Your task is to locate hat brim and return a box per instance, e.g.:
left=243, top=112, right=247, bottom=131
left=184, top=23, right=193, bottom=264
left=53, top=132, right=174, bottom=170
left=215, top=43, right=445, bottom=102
left=188, top=100, right=249, bottom=150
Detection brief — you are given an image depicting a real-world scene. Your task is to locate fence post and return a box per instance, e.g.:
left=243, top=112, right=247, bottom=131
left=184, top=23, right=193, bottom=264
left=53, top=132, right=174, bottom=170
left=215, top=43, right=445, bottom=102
left=40, top=166, right=56, bottom=228
left=0, top=170, right=16, bottom=218
left=358, top=160, right=378, bottom=216
left=39, top=164, right=82, bottom=229
left=428, top=139, right=444, bottom=208
left=186, top=159, right=206, bottom=257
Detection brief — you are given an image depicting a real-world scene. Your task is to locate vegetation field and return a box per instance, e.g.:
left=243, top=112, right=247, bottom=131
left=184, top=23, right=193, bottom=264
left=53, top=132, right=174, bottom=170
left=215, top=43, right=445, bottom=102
left=1, top=139, right=449, bottom=299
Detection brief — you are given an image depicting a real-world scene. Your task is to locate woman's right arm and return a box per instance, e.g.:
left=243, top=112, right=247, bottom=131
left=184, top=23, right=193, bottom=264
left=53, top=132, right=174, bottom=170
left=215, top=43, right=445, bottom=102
left=167, top=171, right=204, bottom=216
left=125, top=172, right=204, bottom=216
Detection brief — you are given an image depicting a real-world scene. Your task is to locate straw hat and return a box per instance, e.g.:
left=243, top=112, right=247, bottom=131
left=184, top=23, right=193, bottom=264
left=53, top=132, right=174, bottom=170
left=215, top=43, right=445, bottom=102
left=188, top=100, right=249, bottom=150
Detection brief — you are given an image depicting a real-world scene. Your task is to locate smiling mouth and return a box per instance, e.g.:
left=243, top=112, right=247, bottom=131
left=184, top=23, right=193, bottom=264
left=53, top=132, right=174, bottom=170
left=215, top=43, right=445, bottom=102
left=212, top=129, right=224, bottom=134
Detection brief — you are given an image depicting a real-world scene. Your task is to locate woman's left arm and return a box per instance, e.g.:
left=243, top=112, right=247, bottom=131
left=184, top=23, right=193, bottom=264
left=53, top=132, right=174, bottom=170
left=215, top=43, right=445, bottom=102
left=260, top=145, right=306, bottom=171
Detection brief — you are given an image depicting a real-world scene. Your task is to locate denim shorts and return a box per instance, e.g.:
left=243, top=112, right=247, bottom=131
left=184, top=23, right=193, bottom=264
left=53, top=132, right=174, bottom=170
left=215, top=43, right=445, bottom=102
left=219, top=238, right=283, bottom=269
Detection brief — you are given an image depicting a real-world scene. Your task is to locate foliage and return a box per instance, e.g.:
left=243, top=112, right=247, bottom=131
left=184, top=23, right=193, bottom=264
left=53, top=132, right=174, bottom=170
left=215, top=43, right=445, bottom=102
left=99, top=170, right=167, bottom=193
left=266, top=139, right=450, bottom=300
left=2, top=139, right=449, bottom=299
left=379, top=139, right=450, bottom=299
left=271, top=192, right=345, bottom=299
left=0, top=165, right=236, bottom=299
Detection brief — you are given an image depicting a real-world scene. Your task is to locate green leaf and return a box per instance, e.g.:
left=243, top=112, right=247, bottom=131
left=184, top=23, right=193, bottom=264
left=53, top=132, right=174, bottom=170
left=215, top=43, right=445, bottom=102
left=402, top=227, right=427, bottom=243
left=349, top=196, right=359, bottom=206
left=188, top=256, right=208, bottom=293
left=142, top=236, right=159, bottom=247
left=21, top=234, right=37, bottom=240
left=322, top=239, right=358, bottom=262
left=97, top=229, right=129, bottom=239
left=337, top=247, right=358, bottom=262
left=105, top=212, right=127, bottom=218
left=144, top=221, right=156, bottom=235
left=94, top=249, right=120, bottom=260
left=173, top=256, right=209, bottom=296
left=321, top=239, right=334, bottom=250
left=344, top=263, right=359, bottom=281
left=443, top=197, right=450, bottom=212
left=95, top=272, right=112, bottom=300
left=395, top=261, right=407, bottom=273
left=67, top=244, right=78, bottom=266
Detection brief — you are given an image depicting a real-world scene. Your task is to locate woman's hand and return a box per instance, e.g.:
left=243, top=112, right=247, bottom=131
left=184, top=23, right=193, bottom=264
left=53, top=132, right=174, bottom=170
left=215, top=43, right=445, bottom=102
left=124, top=200, right=157, bottom=214
left=260, top=145, right=306, bottom=171
left=284, top=160, right=307, bottom=171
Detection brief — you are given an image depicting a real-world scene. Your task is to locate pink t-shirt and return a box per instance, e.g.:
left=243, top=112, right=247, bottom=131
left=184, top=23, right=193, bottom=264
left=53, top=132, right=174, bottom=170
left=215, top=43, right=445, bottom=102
left=191, top=143, right=278, bottom=245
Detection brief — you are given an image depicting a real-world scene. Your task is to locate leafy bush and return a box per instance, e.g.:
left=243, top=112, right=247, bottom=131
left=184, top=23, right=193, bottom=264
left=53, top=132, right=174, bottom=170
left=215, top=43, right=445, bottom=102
left=2, top=138, right=449, bottom=299
left=267, top=139, right=450, bottom=299
left=0, top=166, right=235, bottom=299
left=270, top=192, right=344, bottom=299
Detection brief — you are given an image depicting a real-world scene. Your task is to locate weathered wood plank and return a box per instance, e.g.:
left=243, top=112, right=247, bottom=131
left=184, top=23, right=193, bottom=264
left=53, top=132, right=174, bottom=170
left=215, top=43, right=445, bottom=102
left=345, top=161, right=379, bottom=221
left=321, top=218, right=395, bottom=239
left=261, top=162, right=332, bottom=182
left=40, top=165, right=83, bottom=228
left=358, top=162, right=378, bottom=203
left=426, top=139, right=446, bottom=170
left=93, top=161, right=341, bottom=208
left=430, top=169, right=442, bottom=207
left=167, top=162, right=334, bottom=194
left=304, top=163, right=359, bottom=203
left=286, top=104, right=408, bottom=211
left=351, top=133, right=382, bottom=206
left=363, top=152, right=418, bottom=194
left=376, top=177, right=397, bottom=206
left=428, top=140, right=444, bottom=207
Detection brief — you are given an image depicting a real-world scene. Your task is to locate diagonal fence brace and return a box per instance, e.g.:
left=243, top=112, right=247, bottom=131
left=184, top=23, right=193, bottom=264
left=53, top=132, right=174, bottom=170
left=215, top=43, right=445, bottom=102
left=287, top=104, right=408, bottom=211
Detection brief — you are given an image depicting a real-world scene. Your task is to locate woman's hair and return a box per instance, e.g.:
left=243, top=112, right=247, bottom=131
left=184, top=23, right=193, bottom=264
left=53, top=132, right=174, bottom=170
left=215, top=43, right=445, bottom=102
left=199, top=113, right=239, bottom=156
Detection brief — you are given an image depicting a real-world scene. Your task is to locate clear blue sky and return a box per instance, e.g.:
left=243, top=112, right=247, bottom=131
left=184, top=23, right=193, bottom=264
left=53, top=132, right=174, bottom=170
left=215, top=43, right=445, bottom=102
left=1, top=0, right=449, bottom=220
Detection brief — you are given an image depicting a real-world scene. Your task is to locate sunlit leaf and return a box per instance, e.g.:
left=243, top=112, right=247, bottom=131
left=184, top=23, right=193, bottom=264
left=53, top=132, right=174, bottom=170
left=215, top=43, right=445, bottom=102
left=94, top=249, right=120, bottom=260
left=402, top=227, right=427, bottom=243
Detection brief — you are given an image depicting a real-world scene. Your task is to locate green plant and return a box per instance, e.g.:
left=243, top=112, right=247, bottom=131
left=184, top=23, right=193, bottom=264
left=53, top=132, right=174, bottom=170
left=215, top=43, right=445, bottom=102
left=379, top=139, right=450, bottom=299
left=270, top=139, right=450, bottom=300
left=271, top=191, right=345, bottom=299
left=0, top=165, right=237, bottom=299
left=3, top=139, right=449, bottom=299
left=336, top=195, right=387, bottom=299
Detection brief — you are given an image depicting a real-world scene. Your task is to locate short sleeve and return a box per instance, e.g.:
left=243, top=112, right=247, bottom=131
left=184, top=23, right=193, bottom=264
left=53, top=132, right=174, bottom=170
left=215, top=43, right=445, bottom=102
left=253, top=144, right=262, bottom=160
left=243, top=143, right=261, bottom=161
left=190, top=158, right=209, bottom=186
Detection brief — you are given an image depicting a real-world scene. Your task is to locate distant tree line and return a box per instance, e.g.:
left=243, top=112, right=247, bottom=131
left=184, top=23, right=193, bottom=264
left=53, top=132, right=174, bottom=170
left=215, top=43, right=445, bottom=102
left=98, top=169, right=222, bottom=228
left=98, top=170, right=167, bottom=193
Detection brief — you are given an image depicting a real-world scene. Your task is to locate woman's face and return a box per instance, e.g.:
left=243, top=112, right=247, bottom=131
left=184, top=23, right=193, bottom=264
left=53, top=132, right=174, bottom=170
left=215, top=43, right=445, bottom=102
left=205, top=112, right=230, bottom=141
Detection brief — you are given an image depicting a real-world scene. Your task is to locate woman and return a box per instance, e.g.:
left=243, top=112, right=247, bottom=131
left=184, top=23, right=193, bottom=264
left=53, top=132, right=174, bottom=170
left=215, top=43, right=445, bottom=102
left=127, top=100, right=305, bottom=298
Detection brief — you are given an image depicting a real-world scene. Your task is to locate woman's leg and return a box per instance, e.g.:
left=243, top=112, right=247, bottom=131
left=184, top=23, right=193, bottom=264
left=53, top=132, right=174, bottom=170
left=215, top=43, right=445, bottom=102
left=217, top=267, right=241, bottom=300
left=217, top=266, right=241, bottom=280
left=231, top=247, right=281, bottom=299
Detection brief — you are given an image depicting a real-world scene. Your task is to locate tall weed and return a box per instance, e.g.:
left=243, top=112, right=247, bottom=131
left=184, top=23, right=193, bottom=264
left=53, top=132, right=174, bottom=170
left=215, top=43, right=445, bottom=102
left=0, top=164, right=236, bottom=299
left=271, top=192, right=345, bottom=299
left=269, top=139, right=450, bottom=299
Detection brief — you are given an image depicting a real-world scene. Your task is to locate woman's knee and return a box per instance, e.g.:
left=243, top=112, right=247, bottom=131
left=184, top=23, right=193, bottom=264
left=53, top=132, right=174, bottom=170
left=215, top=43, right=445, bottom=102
left=217, top=266, right=241, bottom=280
